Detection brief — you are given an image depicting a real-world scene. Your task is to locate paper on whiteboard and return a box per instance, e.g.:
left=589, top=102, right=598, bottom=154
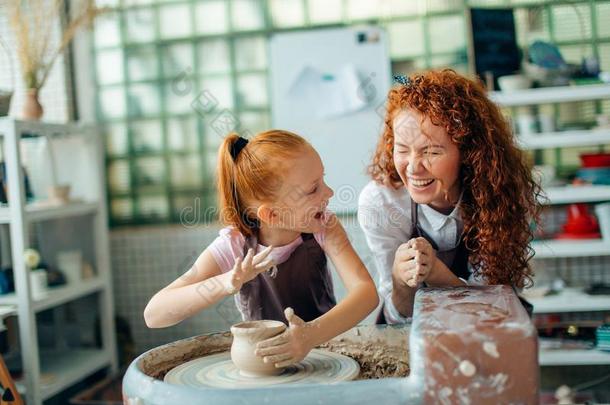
left=288, top=64, right=369, bottom=119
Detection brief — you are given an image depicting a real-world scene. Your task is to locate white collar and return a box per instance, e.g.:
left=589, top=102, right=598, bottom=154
left=419, top=191, right=463, bottom=231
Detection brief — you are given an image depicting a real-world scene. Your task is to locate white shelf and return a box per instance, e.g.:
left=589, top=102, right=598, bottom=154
left=0, top=201, right=99, bottom=224
left=532, top=239, right=610, bottom=258
left=0, top=118, right=95, bottom=138
left=0, top=118, right=117, bottom=405
left=491, top=84, right=610, bottom=106
left=529, top=288, right=610, bottom=313
left=0, top=277, right=105, bottom=312
left=25, top=349, right=111, bottom=400
left=542, top=185, right=610, bottom=204
left=539, top=348, right=610, bottom=366
left=15, top=349, right=111, bottom=400
left=518, top=129, right=610, bottom=150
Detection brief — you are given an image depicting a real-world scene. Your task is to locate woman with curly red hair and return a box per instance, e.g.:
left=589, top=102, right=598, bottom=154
left=358, top=69, right=541, bottom=323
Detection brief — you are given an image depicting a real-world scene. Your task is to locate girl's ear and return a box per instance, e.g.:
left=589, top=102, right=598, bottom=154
left=256, top=204, right=276, bottom=225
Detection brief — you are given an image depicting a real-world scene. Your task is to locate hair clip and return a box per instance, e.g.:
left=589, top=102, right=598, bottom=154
left=393, top=74, right=411, bottom=86
left=230, top=136, right=249, bottom=160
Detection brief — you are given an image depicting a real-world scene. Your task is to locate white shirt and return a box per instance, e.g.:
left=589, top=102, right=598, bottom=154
left=357, top=180, right=483, bottom=324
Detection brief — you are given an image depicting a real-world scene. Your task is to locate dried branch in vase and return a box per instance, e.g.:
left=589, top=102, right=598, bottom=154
left=8, top=0, right=107, bottom=91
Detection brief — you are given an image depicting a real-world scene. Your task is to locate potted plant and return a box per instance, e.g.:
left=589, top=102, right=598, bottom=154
left=8, top=0, right=106, bottom=120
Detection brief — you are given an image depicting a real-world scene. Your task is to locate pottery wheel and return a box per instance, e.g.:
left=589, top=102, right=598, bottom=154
left=164, top=349, right=360, bottom=388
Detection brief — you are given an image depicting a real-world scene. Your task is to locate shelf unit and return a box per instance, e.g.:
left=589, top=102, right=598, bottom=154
left=539, top=349, right=610, bottom=367
left=490, top=83, right=610, bottom=106
left=493, top=84, right=610, bottom=367
left=530, top=288, right=610, bottom=314
left=0, top=118, right=118, bottom=404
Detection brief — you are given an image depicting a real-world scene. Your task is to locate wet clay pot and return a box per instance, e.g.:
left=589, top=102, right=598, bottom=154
left=230, top=320, right=286, bottom=377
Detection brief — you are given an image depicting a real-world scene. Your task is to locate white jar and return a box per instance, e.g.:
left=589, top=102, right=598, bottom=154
left=30, top=269, right=48, bottom=299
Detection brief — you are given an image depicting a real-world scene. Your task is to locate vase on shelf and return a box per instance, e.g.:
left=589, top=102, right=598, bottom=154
left=22, top=89, right=43, bottom=120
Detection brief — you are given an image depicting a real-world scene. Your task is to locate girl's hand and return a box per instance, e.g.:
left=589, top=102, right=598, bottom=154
left=255, top=307, right=314, bottom=368
left=225, top=246, right=275, bottom=294
left=392, top=237, right=438, bottom=288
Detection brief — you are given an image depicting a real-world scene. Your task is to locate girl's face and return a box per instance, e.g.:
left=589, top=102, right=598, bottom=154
left=392, top=109, right=461, bottom=212
left=268, top=146, right=334, bottom=233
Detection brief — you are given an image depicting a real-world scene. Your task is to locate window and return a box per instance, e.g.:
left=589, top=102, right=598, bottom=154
left=91, top=0, right=610, bottom=225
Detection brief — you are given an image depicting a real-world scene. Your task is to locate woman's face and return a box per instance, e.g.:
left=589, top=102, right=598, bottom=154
left=392, top=109, right=461, bottom=212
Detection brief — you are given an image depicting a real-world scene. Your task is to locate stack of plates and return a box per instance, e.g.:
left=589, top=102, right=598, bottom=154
left=578, top=153, right=610, bottom=185
left=596, top=324, right=610, bottom=351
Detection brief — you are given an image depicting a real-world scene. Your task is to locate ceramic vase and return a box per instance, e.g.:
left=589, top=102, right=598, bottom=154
left=230, top=320, right=286, bottom=377
left=22, top=89, right=43, bottom=120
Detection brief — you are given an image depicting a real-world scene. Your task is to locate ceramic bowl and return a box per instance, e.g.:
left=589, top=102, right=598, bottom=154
left=48, top=184, right=71, bottom=204
left=498, top=74, right=532, bottom=92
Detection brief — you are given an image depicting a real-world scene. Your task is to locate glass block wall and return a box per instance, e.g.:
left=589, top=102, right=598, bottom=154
left=91, top=0, right=610, bottom=226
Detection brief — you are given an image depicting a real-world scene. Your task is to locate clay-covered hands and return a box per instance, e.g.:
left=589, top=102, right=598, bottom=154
left=225, top=246, right=275, bottom=294
left=392, top=237, right=438, bottom=287
left=255, top=307, right=314, bottom=368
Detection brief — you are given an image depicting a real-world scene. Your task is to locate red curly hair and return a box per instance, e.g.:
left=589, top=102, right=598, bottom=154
left=369, top=69, right=542, bottom=288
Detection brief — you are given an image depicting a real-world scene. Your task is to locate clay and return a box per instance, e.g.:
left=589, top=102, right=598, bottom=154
left=230, top=320, right=287, bottom=376
left=411, top=286, right=539, bottom=404
left=139, top=325, right=410, bottom=382
left=318, top=338, right=409, bottom=380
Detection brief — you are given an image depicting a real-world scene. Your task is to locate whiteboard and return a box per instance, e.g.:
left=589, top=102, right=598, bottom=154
left=269, top=27, right=391, bottom=213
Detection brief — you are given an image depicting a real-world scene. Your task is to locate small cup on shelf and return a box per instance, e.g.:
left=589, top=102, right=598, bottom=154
left=48, top=184, right=71, bottom=205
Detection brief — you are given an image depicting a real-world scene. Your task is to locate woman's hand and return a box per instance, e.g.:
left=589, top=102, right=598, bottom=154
left=392, top=237, right=438, bottom=287
left=255, top=308, right=315, bottom=368
left=225, top=246, right=275, bottom=294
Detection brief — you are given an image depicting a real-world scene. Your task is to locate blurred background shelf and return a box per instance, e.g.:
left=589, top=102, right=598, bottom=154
left=0, top=276, right=105, bottom=312
left=14, top=349, right=112, bottom=401
left=0, top=201, right=99, bottom=224
left=532, top=239, right=610, bottom=258
left=518, top=129, right=610, bottom=150
left=490, top=84, right=610, bottom=106
left=530, top=288, right=610, bottom=314
left=539, top=348, right=610, bottom=366
left=542, top=185, right=610, bottom=205
left=0, top=119, right=118, bottom=405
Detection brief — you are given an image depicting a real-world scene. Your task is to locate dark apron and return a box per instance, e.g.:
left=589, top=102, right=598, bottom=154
left=376, top=199, right=533, bottom=323
left=235, top=233, right=336, bottom=323
left=376, top=200, right=472, bottom=324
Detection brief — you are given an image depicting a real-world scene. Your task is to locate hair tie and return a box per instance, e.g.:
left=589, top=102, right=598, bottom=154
left=230, top=136, right=249, bottom=161
left=393, top=74, right=411, bottom=86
